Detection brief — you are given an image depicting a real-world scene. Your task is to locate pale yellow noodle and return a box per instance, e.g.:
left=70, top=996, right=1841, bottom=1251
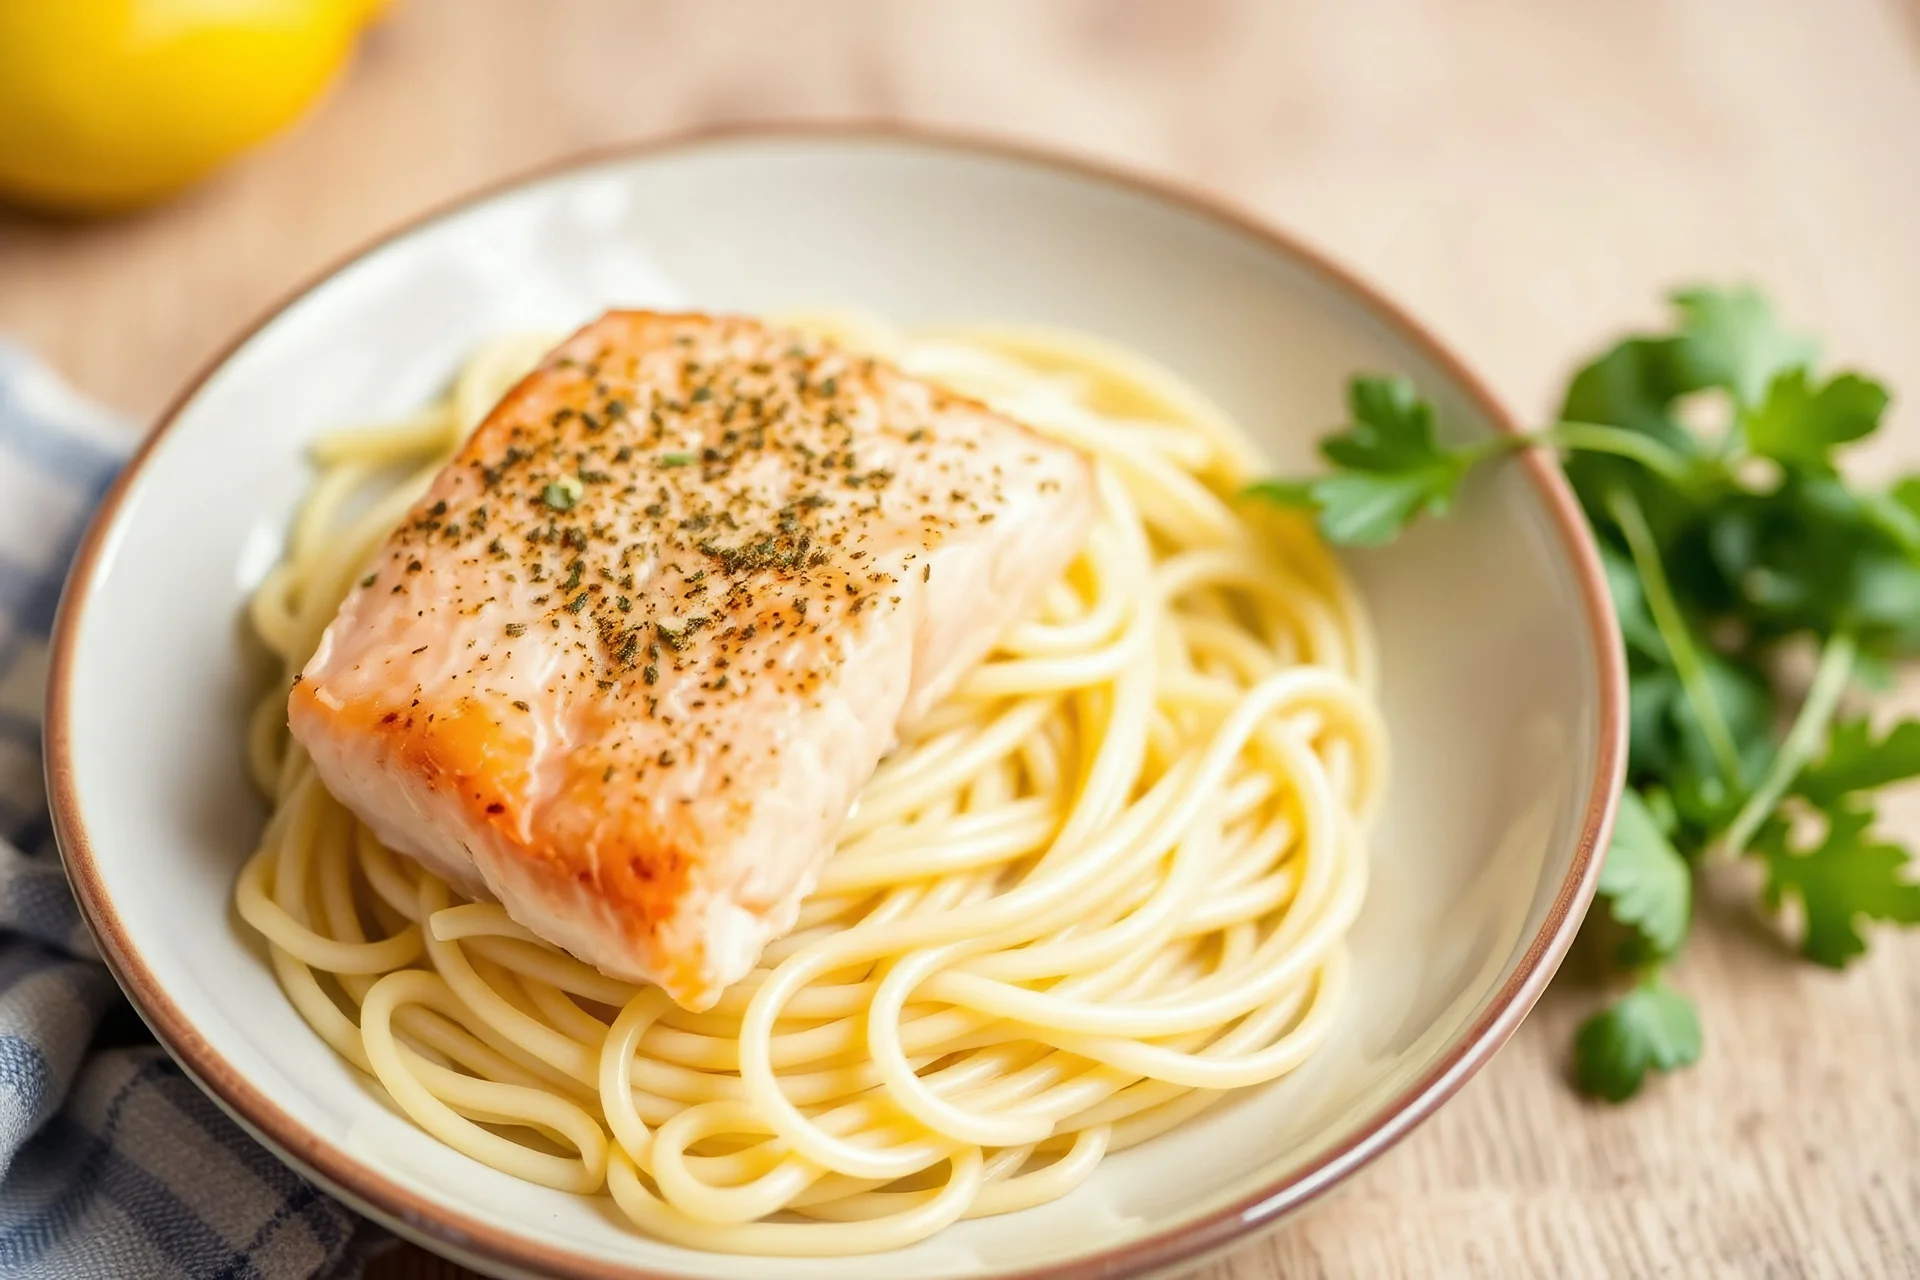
left=232, top=317, right=1385, bottom=1255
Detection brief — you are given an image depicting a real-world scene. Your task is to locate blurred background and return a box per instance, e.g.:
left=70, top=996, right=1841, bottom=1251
left=3, top=2, right=1916, bottom=1276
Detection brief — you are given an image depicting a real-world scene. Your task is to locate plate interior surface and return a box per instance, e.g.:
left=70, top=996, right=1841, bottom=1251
left=57, top=134, right=1610, bottom=1280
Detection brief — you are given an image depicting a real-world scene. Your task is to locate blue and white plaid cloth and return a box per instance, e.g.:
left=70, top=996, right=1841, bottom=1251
left=0, top=345, right=382, bottom=1278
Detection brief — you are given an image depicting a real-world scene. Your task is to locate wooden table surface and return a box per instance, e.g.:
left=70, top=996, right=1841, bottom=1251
left=6, top=2, right=1918, bottom=1276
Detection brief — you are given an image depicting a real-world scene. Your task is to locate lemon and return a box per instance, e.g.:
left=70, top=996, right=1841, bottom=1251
left=0, top=0, right=381, bottom=215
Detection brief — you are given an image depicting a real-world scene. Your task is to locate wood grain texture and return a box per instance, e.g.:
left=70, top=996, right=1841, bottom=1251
left=4, top=1, right=1917, bottom=1276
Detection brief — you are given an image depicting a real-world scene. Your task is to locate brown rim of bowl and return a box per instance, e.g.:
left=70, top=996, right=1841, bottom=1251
left=46, top=120, right=1626, bottom=1280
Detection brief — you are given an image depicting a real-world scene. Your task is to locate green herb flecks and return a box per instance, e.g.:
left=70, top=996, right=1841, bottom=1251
left=540, top=476, right=584, bottom=511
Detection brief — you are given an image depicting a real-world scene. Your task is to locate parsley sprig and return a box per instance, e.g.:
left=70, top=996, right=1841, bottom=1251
left=1250, top=287, right=1920, bottom=1100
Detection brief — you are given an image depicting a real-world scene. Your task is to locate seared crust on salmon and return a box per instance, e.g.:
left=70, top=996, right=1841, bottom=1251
left=289, top=312, right=1095, bottom=1009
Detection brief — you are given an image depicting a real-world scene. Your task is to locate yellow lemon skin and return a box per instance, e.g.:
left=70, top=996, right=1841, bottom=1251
left=0, top=0, right=373, bottom=215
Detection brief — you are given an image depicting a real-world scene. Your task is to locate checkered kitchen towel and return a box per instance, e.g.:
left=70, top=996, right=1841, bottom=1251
left=0, top=345, right=381, bottom=1279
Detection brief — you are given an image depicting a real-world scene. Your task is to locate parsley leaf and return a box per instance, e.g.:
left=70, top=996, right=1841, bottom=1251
left=1601, top=543, right=1666, bottom=663
left=1246, top=376, right=1480, bottom=545
left=1863, top=481, right=1920, bottom=557
left=1321, top=376, right=1449, bottom=472
left=1253, top=282, right=1920, bottom=1099
left=1627, top=653, right=1772, bottom=836
left=1794, top=717, right=1920, bottom=807
left=1264, top=469, right=1463, bottom=547
left=1560, top=286, right=1813, bottom=464
left=1707, top=475, right=1920, bottom=652
left=1669, top=285, right=1818, bottom=407
left=1574, top=976, right=1703, bottom=1102
left=1742, top=370, right=1888, bottom=472
left=1758, top=804, right=1920, bottom=967
left=1560, top=336, right=1699, bottom=448
left=1893, top=475, right=1920, bottom=523
left=1597, top=790, right=1692, bottom=957
left=1561, top=288, right=1813, bottom=552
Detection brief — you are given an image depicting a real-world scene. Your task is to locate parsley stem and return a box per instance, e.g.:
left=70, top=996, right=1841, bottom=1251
left=1604, top=486, right=1744, bottom=784
left=1528, top=422, right=1696, bottom=485
left=1718, top=630, right=1857, bottom=861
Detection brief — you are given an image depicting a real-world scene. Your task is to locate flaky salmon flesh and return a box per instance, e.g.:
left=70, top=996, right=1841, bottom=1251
left=289, top=312, right=1096, bottom=1010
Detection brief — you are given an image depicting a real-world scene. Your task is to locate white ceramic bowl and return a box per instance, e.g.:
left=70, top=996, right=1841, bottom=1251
left=49, top=127, right=1624, bottom=1280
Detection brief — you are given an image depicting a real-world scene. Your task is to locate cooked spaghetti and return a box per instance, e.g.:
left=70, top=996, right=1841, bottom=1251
left=236, top=315, right=1384, bottom=1255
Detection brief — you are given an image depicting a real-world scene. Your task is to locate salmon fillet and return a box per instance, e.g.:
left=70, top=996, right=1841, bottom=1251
left=288, top=312, right=1096, bottom=1010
